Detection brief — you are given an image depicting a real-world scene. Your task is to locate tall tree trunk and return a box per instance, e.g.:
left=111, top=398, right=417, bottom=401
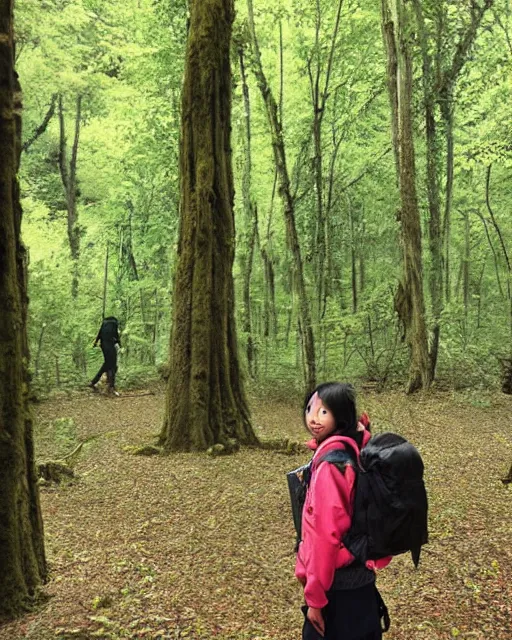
left=463, top=210, right=470, bottom=323
left=359, top=206, right=366, bottom=295
left=102, top=241, right=109, bottom=319
left=247, top=0, right=316, bottom=391
left=412, top=0, right=493, bottom=380
left=346, top=193, right=357, bottom=313
left=381, top=6, right=400, bottom=184
left=441, top=92, right=454, bottom=303
left=485, top=164, right=512, bottom=346
left=58, top=94, right=82, bottom=299
left=412, top=0, right=442, bottom=382
left=0, top=3, right=47, bottom=618
left=260, top=169, right=278, bottom=339
left=160, top=0, right=258, bottom=451
left=238, top=44, right=257, bottom=377
left=382, top=0, right=430, bottom=392
left=308, top=0, right=344, bottom=321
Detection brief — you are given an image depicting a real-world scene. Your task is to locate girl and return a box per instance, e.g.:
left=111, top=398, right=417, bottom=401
left=295, top=382, right=389, bottom=640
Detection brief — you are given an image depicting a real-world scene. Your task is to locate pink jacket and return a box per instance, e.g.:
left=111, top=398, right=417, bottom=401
left=295, top=431, right=389, bottom=608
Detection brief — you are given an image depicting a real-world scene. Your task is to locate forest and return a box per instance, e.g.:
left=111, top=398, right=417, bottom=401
left=0, top=0, right=511, bottom=638
left=7, top=0, right=512, bottom=396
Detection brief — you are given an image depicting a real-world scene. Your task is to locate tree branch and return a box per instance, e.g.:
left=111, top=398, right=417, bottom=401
left=438, top=0, right=494, bottom=94
left=22, top=94, right=57, bottom=153
left=320, top=0, right=344, bottom=113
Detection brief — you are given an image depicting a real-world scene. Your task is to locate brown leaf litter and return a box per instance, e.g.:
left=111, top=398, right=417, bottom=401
left=0, top=386, right=510, bottom=639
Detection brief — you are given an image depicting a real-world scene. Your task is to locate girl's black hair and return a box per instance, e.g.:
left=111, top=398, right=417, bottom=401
left=303, top=381, right=363, bottom=448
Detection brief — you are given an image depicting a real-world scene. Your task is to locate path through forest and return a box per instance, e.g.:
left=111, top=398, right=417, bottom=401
left=0, top=386, right=510, bottom=639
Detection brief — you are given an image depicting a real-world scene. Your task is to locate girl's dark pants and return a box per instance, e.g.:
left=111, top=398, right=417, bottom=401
left=91, top=343, right=117, bottom=389
left=302, top=583, right=382, bottom=640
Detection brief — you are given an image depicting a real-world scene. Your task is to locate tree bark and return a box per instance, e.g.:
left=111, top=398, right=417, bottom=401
left=160, top=0, right=258, bottom=451
left=412, top=0, right=442, bottom=381
left=382, top=0, right=430, bottom=392
left=238, top=44, right=257, bottom=377
left=247, top=0, right=316, bottom=391
left=381, top=4, right=400, bottom=184
left=0, top=2, right=47, bottom=618
left=58, top=94, right=82, bottom=299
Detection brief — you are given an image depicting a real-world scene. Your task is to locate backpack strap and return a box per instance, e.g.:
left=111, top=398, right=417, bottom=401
left=318, top=449, right=355, bottom=476
left=320, top=449, right=353, bottom=466
left=313, top=436, right=363, bottom=474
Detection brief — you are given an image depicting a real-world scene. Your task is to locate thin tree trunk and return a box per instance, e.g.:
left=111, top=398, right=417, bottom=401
left=247, top=0, right=316, bottom=391
left=262, top=168, right=278, bottom=338
left=125, top=202, right=140, bottom=281
left=382, top=0, right=430, bottom=392
left=441, top=93, right=454, bottom=303
left=476, top=258, right=486, bottom=330
left=160, top=0, right=258, bottom=451
left=34, top=323, right=46, bottom=377
left=346, top=193, right=357, bottom=313
left=0, top=4, right=47, bottom=617
left=359, top=206, right=366, bottom=295
left=238, top=44, right=257, bottom=377
left=412, top=0, right=442, bottom=382
left=102, top=241, right=109, bottom=319
left=308, top=0, right=344, bottom=321
left=58, top=94, right=82, bottom=299
left=473, top=208, right=505, bottom=298
left=485, top=164, right=512, bottom=344
left=463, top=210, right=470, bottom=321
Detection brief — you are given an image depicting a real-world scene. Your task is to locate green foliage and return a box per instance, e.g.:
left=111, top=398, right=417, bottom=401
left=15, top=0, right=512, bottom=393
left=17, top=0, right=186, bottom=388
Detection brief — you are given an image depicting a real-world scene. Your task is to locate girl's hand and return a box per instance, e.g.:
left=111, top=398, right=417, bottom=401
left=307, top=607, right=325, bottom=637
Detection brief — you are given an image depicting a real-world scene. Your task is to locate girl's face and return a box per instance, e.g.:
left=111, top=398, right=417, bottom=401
left=305, top=392, right=336, bottom=443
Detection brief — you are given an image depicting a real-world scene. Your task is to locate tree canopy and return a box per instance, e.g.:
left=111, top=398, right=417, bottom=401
left=13, top=0, right=512, bottom=394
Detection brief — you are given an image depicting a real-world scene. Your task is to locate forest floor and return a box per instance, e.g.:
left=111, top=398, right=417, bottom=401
left=0, top=384, right=511, bottom=640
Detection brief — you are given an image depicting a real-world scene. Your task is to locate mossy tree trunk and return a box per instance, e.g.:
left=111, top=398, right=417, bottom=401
left=0, top=0, right=47, bottom=619
left=238, top=44, right=257, bottom=378
left=382, top=0, right=430, bottom=393
left=159, top=0, right=258, bottom=451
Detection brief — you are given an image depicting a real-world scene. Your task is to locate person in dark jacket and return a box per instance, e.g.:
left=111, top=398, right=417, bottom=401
left=88, top=316, right=121, bottom=395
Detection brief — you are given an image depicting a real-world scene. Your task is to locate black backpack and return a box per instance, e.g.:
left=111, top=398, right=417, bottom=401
left=99, top=317, right=119, bottom=343
left=287, top=432, right=428, bottom=567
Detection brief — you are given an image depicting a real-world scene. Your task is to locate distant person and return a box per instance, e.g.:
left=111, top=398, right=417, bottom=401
left=295, top=382, right=390, bottom=639
left=88, top=316, right=121, bottom=395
